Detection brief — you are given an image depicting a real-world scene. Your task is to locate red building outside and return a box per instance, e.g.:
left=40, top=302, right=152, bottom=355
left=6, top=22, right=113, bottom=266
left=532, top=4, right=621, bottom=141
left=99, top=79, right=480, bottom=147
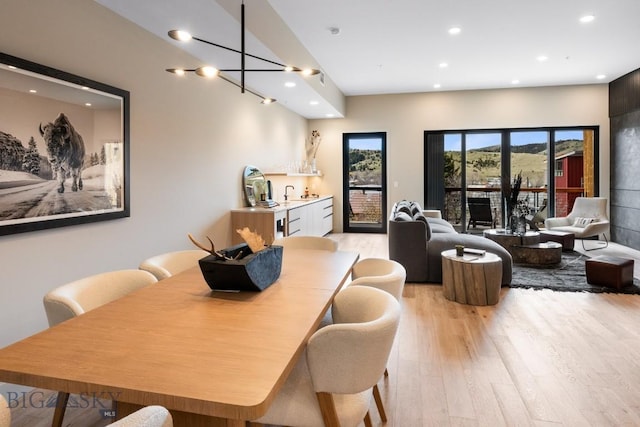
left=554, top=150, right=584, bottom=217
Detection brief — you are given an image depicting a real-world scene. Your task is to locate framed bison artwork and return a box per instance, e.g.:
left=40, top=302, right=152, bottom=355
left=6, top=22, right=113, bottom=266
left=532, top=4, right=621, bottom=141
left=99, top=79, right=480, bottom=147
left=0, top=52, right=130, bottom=235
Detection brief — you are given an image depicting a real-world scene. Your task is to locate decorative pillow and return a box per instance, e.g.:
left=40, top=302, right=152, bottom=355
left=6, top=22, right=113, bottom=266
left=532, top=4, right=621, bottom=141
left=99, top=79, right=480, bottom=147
left=393, top=212, right=412, bottom=222
left=573, top=216, right=595, bottom=228
left=413, top=212, right=427, bottom=223
left=413, top=212, right=431, bottom=240
left=396, top=206, right=411, bottom=216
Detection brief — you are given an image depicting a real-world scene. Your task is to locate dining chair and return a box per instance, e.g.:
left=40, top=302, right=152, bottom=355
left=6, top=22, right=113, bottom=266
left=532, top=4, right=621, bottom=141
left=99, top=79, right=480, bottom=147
left=138, top=249, right=208, bottom=280
left=346, top=257, right=406, bottom=422
left=106, top=405, right=173, bottom=427
left=272, top=236, right=338, bottom=251
left=250, top=286, right=401, bottom=427
left=42, top=269, right=158, bottom=427
left=0, top=394, right=10, bottom=427
left=349, top=257, right=406, bottom=301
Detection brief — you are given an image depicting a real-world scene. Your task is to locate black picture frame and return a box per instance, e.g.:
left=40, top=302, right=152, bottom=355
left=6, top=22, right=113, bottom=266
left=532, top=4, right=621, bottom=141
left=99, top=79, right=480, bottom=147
left=0, top=52, right=130, bottom=236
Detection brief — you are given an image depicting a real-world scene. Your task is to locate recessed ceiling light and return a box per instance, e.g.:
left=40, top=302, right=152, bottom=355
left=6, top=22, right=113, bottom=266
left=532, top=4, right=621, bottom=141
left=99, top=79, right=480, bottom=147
left=310, top=100, right=319, bottom=106
left=85, top=103, right=92, bottom=107
left=284, top=82, right=296, bottom=88
left=29, top=89, right=37, bottom=93
left=433, top=83, right=441, bottom=89
left=511, top=79, right=520, bottom=85
left=439, top=62, right=448, bottom=68
left=448, top=27, right=461, bottom=35
left=537, top=55, right=548, bottom=62
left=580, top=14, right=595, bottom=23
left=596, top=74, right=606, bottom=80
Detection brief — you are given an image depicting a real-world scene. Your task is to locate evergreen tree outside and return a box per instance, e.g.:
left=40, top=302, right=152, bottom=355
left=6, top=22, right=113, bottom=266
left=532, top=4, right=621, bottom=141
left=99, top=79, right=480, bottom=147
left=22, top=137, right=40, bottom=176
left=100, top=145, right=106, bottom=165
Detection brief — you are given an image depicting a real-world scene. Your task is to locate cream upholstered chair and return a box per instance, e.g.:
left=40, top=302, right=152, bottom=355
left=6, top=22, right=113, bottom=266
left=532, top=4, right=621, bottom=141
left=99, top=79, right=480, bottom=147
left=251, top=286, right=401, bottom=427
left=43, top=269, right=158, bottom=427
left=348, top=258, right=406, bottom=301
left=345, top=257, right=406, bottom=422
left=544, top=197, right=610, bottom=250
left=106, top=406, right=172, bottom=427
left=0, top=394, right=10, bottom=427
left=138, top=249, right=208, bottom=280
left=272, top=236, right=338, bottom=251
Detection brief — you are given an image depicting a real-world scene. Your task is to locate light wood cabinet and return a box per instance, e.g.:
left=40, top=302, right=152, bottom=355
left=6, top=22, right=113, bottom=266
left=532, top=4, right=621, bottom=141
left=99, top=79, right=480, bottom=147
left=231, top=196, right=333, bottom=245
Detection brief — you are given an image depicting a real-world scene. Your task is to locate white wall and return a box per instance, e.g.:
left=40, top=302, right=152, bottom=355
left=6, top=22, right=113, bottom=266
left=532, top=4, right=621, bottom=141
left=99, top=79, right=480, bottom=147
left=0, top=0, right=308, bottom=346
left=311, top=85, right=610, bottom=231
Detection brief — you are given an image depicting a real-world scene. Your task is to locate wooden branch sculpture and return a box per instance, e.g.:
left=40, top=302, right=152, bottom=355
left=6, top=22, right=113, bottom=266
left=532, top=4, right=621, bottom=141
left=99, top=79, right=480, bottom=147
left=188, top=233, right=239, bottom=260
left=236, top=227, right=266, bottom=253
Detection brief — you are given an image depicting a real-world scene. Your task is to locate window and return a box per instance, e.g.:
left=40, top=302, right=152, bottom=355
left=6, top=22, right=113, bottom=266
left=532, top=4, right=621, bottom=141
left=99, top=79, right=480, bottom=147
left=424, top=126, right=598, bottom=231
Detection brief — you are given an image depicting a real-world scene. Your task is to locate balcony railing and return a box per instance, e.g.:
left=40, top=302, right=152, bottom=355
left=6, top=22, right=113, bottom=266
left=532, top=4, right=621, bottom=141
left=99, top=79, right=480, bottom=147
left=443, top=186, right=584, bottom=226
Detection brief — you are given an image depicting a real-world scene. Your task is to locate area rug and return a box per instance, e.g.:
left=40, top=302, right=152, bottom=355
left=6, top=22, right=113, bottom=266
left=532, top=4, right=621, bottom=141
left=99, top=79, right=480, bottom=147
left=508, top=251, right=640, bottom=294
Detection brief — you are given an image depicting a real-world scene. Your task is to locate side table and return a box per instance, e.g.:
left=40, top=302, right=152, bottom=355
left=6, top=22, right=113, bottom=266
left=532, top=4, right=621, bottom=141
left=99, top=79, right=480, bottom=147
left=441, top=249, right=502, bottom=306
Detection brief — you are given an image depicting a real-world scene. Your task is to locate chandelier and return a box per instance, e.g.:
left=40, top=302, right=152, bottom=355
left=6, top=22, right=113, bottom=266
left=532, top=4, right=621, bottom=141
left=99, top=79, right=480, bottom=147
left=165, top=2, right=320, bottom=104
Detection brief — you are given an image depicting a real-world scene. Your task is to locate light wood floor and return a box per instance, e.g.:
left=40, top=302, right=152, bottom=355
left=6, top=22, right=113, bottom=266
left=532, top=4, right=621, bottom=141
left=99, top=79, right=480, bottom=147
left=6, top=233, right=640, bottom=426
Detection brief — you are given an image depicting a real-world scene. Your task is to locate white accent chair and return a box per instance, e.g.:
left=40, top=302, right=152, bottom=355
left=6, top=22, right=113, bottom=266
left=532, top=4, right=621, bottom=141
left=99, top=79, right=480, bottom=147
left=139, top=250, right=208, bottom=280
left=0, top=394, right=10, bottom=427
left=251, top=286, right=401, bottom=427
left=107, top=406, right=173, bottom=427
left=272, top=236, right=338, bottom=251
left=43, top=269, right=158, bottom=427
left=544, top=197, right=610, bottom=251
left=346, top=257, right=406, bottom=422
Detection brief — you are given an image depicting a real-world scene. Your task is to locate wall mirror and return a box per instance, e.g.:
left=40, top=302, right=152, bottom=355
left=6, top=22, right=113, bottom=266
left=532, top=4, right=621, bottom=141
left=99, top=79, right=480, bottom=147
left=243, top=165, right=267, bottom=207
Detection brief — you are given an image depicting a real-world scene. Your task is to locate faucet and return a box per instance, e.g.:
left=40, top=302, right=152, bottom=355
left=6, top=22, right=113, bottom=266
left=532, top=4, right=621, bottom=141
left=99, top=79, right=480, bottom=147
left=284, top=185, right=295, bottom=201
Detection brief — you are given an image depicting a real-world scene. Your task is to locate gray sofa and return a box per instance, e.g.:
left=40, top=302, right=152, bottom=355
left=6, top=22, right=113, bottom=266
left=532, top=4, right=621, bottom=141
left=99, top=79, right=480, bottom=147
left=388, top=201, right=512, bottom=284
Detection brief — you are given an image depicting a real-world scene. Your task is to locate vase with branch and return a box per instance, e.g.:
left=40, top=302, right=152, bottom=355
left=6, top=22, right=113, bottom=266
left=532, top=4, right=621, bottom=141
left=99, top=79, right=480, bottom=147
left=502, top=171, right=523, bottom=233
left=306, top=130, right=321, bottom=173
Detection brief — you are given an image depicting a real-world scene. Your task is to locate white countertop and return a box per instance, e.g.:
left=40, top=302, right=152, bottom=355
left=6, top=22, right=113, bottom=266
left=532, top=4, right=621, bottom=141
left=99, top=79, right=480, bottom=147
left=231, top=195, right=332, bottom=213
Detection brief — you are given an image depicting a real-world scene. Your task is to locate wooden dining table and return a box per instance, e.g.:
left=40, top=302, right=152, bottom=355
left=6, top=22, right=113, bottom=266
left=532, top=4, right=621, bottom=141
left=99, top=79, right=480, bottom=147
left=0, top=248, right=359, bottom=426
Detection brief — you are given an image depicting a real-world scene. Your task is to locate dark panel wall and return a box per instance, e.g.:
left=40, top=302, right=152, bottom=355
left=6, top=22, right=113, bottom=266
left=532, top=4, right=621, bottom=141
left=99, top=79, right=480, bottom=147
left=610, top=68, right=640, bottom=249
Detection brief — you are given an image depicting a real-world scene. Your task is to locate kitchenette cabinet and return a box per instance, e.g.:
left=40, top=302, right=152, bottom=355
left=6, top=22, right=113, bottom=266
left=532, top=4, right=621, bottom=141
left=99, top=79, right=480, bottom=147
left=231, top=196, right=333, bottom=245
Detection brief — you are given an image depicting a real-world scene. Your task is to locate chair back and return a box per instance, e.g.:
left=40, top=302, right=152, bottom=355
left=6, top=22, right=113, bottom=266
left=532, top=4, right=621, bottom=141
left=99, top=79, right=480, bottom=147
left=568, top=197, right=608, bottom=221
left=272, top=236, right=338, bottom=251
left=308, top=286, right=400, bottom=394
left=106, top=405, right=172, bottom=427
left=349, top=258, right=406, bottom=301
left=0, top=394, right=10, bottom=427
left=467, top=197, right=495, bottom=227
left=139, top=250, right=208, bottom=280
left=43, top=270, right=158, bottom=326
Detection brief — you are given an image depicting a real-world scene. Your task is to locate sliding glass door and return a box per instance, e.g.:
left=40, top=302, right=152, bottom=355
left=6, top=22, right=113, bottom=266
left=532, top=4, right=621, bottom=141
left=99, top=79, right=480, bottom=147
left=425, top=126, right=598, bottom=233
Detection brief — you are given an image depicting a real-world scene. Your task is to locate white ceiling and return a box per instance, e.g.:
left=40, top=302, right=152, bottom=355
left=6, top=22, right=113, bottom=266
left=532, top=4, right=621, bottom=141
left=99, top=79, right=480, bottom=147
left=97, top=0, right=640, bottom=119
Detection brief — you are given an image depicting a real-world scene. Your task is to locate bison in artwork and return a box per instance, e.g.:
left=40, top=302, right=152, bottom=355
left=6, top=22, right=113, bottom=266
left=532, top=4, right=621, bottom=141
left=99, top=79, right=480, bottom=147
left=39, top=113, right=86, bottom=193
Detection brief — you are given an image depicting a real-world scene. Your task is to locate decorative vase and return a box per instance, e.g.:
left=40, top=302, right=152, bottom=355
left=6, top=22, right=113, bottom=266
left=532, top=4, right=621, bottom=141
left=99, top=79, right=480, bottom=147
left=517, top=215, right=527, bottom=235
left=311, top=158, right=317, bottom=173
left=198, top=243, right=283, bottom=291
left=509, top=214, right=518, bottom=234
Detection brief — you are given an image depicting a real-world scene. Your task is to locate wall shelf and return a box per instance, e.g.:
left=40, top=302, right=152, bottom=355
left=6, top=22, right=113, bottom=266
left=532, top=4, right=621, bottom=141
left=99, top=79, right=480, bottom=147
left=264, top=172, right=322, bottom=177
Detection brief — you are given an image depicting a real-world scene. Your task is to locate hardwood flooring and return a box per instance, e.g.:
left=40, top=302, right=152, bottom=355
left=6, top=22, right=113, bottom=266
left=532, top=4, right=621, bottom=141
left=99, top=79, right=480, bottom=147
left=5, top=233, right=640, bottom=426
